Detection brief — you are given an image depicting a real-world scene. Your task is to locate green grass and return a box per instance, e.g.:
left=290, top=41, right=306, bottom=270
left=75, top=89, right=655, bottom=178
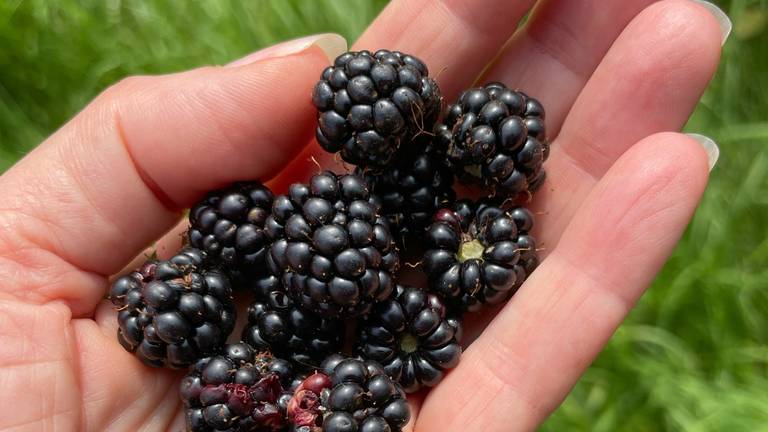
left=1, top=1, right=767, bottom=430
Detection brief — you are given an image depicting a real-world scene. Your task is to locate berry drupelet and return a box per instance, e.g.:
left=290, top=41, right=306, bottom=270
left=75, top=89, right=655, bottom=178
left=179, top=343, right=294, bottom=431
left=312, top=49, right=442, bottom=170
left=358, top=135, right=456, bottom=245
left=424, top=200, right=539, bottom=313
left=436, top=82, right=549, bottom=197
left=242, top=288, right=344, bottom=368
left=265, top=171, right=400, bottom=318
left=358, top=285, right=462, bottom=392
left=109, top=248, right=236, bottom=368
left=187, top=181, right=274, bottom=281
left=285, top=371, right=333, bottom=430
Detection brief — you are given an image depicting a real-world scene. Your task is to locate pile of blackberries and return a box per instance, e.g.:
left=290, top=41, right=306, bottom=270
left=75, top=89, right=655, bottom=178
left=109, top=49, right=549, bottom=432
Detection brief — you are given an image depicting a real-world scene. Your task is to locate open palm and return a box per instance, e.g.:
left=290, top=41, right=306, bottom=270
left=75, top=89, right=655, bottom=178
left=0, top=0, right=725, bottom=430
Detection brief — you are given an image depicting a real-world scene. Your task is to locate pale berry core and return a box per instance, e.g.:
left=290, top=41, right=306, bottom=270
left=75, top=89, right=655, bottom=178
left=400, top=333, right=419, bottom=354
left=459, top=239, right=484, bottom=262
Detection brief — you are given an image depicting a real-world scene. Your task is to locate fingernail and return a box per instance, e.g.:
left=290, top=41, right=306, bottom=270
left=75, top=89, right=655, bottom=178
left=227, top=33, right=347, bottom=67
left=691, top=0, right=732, bottom=45
left=686, top=133, right=720, bottom=171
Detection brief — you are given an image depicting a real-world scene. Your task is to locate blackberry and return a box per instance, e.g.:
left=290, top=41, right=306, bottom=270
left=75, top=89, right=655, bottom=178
left=358, top=285, right=462, bottom=392
left=358, top=135, right=455, bottom=244
left=324, top=358, right=410, bottom=432
left=265, top=171, right=400, bottom=318
left=424, top=200, right=539, bottom=313
left=108, top=248, right=236, bottom=368
left=179, top=343, right=294, bottom=431
left=242, top=287, right=344, bottom=367
left=287, top=358, right=410, bottom=432
left=187, top=181, right=274, bottom=280
left=437, top=82, right=549, bottom=197
left=312, top=49, right=442, bottom=170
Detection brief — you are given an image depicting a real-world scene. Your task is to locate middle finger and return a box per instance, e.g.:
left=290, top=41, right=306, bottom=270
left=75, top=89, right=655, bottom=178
left=481, top=0, right=659, bottom=135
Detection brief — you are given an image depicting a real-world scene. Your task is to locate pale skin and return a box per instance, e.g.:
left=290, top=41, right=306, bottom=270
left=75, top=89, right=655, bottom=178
left=0, top=0, right=724, bottom=430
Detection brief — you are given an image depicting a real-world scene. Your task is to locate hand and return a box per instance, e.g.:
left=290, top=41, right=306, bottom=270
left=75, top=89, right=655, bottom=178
left=0, top=0, right=726, bottom=430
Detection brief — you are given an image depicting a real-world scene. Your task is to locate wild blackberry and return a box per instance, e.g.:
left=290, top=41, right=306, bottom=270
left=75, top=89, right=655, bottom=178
left=325, top=358, right=410, bottom=432
left=358, top=135, right=455, bottom=244
left=312, top=49, right=442, bottom=170
left=108, top=248, right=236, bottom=368
left=358, top=285, right=462, bottom=393
left=437, top=82, right=549, bottom=197
left=179, top=343, right=294, bottom=431
left=242, top=288, right=344, bottom=367
left=287, top=358, right=410, bottom=432
left=265, top=171, right=400, bottom=318
left=424, top=200, right=539, bottom=313
left=187, top=181, right=273, bottom=281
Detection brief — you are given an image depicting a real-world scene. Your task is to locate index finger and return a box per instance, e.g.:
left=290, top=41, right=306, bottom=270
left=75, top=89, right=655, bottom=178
left=356, top=0, right=534, bottom=100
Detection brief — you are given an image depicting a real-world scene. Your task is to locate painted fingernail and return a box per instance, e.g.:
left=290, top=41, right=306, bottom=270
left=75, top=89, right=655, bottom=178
left=686, top=133, right=720, bottom=171
left=691, top=0, right=732, bottom=45
left=227, top=33, right=347, bottom=67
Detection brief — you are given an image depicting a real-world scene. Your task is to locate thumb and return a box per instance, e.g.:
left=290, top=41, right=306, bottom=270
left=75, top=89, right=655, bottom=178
left=0, top=34, right=346, bottom=316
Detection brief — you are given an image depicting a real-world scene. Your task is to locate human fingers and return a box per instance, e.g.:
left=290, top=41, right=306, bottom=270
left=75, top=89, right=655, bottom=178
left=418, top=132, right=710, bottom=431
left=454, top=0, right=724, bottom=345
left=530, top=0, right=724, bottom=253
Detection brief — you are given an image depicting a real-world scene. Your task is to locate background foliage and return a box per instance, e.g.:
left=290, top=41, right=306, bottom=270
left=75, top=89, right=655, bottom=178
left=1, top=1, right=766, bottom=430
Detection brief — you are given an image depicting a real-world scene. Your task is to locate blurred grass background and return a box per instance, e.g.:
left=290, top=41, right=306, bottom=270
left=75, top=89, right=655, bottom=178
left=1, top=0, right=766, bottom=430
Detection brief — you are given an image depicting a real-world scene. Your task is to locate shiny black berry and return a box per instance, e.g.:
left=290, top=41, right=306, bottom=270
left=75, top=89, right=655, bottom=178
left=310, top=358, right=410, bottom=432
left=359, top=135, right=456, bottom=244
left=187, top=181, right=274, bottom=282
left=242, top=287, right=344, bottom=367
left=180, top=343, right=293, bottom=431
left=358, top=285, right=462, bottom=392
left=108, top=248, right=236, bottom=368
left=424, top=200, right=539, bottom=312
left=266, top=171, right=400, bottom=318
left=313, top=50, right=442, bottom=170
left=437, top=82, right=549, bottom=197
